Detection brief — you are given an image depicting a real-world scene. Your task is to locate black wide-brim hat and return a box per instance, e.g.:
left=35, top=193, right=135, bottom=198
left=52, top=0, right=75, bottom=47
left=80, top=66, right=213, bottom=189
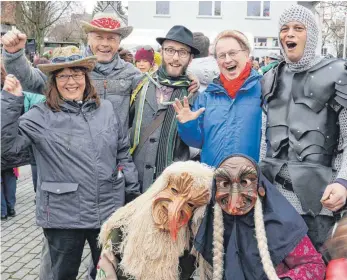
left=156, top=25, right=200, bottom=55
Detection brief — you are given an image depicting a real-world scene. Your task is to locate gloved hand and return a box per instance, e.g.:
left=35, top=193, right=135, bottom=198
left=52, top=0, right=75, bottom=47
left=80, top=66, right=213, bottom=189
left=326, top=258, right=347, bottom=280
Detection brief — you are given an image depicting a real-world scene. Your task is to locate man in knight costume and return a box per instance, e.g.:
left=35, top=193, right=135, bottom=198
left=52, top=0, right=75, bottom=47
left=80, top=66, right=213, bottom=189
left=96, top=161, right=214, bottom=280
left=260, top=5, right=347, bottom=249
left=195, top=154, right=325, bottom=280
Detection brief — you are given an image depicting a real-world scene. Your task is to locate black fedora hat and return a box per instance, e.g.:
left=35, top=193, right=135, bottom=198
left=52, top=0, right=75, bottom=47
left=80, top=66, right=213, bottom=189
left=156, top=25, right=200, bottom=55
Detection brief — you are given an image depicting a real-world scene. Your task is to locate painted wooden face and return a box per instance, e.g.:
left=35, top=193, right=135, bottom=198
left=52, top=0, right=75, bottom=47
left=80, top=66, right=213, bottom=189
left=215, top=156, right=258, bottom=216
left=152, top=172, right=209, bottom=241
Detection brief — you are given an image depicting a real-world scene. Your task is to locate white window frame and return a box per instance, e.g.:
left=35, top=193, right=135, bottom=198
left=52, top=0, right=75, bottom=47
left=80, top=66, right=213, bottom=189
left=197, top=1, right=222, bottom=18
left=246, top=1, right=271, bottom=19
left=155, top=1, right=170, bottom=17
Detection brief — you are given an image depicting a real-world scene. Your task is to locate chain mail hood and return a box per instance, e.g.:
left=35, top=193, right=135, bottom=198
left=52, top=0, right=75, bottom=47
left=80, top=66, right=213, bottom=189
left=279, top=5, right=322, bottom=72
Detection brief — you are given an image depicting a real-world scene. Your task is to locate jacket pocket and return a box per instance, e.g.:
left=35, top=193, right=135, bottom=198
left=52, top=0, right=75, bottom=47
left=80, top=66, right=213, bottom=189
left=111, top=171, right=125, bottom=206
left=41, top=182, right=80, bottom=225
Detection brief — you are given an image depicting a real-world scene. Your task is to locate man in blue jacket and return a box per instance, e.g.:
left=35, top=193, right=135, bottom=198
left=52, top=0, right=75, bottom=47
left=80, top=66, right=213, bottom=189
left=174, top=30, right=262, bottom=167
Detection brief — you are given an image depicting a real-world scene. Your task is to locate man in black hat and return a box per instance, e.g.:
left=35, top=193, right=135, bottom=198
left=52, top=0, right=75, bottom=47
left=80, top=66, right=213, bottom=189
left=129, top=25, right=200, bottom=193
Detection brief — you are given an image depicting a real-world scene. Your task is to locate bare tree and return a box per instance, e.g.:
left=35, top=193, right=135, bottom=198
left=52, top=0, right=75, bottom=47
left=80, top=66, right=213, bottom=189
left=49, top=24, right=75, bottom=42
left=317, top=1, right=347, bottom=57
left=48, top=11, right=91, bottom=45
left=93, top=1, right=128, bottom=25
left=15, top=1, right=81, bottom=54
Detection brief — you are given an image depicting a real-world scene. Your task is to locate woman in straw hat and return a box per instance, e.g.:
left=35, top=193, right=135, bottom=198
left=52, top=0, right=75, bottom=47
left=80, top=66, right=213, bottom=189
left=1, top=46, right=140, bottom=280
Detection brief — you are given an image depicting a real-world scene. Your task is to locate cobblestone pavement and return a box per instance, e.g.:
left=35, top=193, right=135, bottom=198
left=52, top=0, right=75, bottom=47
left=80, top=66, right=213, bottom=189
left=1, top=168, right=91, bottom=280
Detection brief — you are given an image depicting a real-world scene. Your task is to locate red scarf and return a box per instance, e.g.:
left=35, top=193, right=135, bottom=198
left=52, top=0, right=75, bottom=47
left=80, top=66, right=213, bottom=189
left=220, top=61, right=252, bottom=99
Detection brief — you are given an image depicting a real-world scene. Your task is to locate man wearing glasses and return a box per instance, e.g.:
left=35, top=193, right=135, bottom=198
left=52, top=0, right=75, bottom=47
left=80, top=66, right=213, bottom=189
left=2, top=13, right=142, bottom=133
left=1, top=13, right=142, bottom=280
left=129, top=25, right=200, bottom=193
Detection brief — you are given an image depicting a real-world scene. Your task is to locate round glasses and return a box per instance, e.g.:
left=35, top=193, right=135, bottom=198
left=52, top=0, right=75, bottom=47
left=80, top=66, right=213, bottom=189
left=217, top=50, right=245, bottom=61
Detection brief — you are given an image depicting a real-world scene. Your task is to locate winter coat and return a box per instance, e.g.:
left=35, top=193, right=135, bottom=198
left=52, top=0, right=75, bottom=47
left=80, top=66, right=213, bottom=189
left=129, top=79, right=190, bottom=192
left=3, top=49, right=142, bottom=132
left=1, top=91, right=46, bottom=170
left=259, top=60, right=279, bottom=75
left=23, top=91, right=46, bottom=112
left=1, top=90, right=140, bottom=229
left=177, top=69, right=262, bottom=167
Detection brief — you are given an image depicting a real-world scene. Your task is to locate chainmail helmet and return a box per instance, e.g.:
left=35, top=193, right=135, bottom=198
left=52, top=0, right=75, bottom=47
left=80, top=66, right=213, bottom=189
left=278, top=5, right=322, bottom=72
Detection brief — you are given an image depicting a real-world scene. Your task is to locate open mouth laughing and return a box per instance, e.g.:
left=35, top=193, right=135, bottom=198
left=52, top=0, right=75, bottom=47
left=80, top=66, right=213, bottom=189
left=286, top=41, right=297, bottom=50
left=226, top=65, right=237, bottom=72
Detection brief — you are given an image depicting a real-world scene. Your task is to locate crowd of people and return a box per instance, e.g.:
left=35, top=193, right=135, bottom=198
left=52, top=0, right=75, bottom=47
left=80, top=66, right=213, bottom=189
left=1, top=4, right=347, bottom=280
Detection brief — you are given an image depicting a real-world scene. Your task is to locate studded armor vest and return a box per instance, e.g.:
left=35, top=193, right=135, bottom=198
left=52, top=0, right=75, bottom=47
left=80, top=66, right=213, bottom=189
left=261, top=58, right=347, bottom=216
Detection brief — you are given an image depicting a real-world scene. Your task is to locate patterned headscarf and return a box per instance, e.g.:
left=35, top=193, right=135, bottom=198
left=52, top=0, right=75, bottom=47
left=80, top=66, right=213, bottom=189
left=279, top=5, right=322, bottom=72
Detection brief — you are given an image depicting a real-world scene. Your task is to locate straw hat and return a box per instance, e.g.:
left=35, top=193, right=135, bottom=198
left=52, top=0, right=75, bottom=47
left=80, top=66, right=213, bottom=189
left=37, top=46, right=97, bottom=74
left=80, top=13, right=133, bottom=39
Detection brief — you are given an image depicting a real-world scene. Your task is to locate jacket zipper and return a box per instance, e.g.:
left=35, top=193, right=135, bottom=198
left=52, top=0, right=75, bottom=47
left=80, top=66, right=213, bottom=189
left=103, top=79, right=108, bottom=99
left=82, top=109, right=101, bottom=226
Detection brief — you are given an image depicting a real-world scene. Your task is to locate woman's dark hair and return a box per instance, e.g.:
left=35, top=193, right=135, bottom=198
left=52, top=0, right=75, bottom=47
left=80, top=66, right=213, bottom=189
left=45, top=67, right=100, bottom=111
left=1, top=63, right=7, bottom=87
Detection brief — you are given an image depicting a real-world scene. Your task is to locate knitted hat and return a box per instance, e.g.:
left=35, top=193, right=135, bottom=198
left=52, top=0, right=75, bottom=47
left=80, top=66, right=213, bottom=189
left=135, top=46, right=154, bottom=65
left=278, top=5, right=321, bottom=72
left=81, top=13, right=133, bottom=39
left=267, top=52, right=279, bottom=60
left=37, top=46, right=97, bottom=74
left=214, top=30, right=251, bottom=55
left=193, top=32, right=210, bottom=58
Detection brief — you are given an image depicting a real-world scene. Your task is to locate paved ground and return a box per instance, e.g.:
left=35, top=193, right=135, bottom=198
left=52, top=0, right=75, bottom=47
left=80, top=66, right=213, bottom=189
left=1, top=166, right=91, bottom=280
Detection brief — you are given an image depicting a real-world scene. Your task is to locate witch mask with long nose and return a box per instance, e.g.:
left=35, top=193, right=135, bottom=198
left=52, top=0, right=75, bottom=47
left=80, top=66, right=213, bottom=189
left=152, top=172, right=210, bottom=241
left=214, top=156, right=265, bottom=215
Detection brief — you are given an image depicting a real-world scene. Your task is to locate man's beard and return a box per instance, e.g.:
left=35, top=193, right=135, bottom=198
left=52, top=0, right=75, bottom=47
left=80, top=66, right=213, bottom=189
left=162, top=59, right=189, bottom=77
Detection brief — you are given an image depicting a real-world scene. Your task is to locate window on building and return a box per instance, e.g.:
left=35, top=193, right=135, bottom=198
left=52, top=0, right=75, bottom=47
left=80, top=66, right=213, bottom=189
left=198, top=1, right=222, bottom=16
left=156, top=1, right=170, bottom=15
left=254, top=37, right=268, bottom=47
left=272, top=38, right=279, bottom=47
left=322, top=48, right=327, bottom=56
left=247, top=1, right=270, bottom=17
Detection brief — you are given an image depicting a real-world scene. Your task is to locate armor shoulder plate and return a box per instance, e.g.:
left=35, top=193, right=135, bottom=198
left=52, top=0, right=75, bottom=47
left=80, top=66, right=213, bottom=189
left=299, top=59, right=345, bottom=113
left=335, top=60, right=347, bottom=108
left=261, top=61, right=285, bottom=106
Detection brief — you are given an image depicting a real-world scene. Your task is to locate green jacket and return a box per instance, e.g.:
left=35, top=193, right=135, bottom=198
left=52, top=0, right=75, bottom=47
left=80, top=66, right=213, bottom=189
left=23, top=91, right=46, bottom=112
left=259, top=60, right=279, bottom=75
